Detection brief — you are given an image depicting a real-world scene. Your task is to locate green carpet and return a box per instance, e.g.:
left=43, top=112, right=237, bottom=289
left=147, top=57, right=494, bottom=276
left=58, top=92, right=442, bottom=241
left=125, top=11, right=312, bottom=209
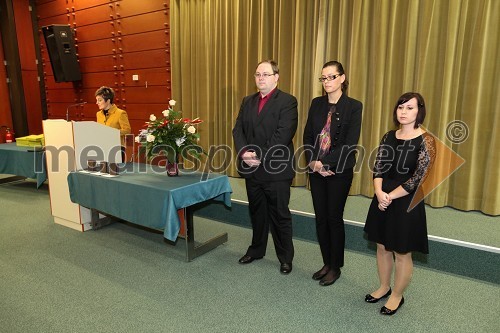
left=196, top=200, right=500, bottom=284
left=0, top=178, right=499, bottom=332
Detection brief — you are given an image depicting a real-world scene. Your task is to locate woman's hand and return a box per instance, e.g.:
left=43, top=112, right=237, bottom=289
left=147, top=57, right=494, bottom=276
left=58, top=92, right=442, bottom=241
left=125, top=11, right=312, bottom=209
left=308, top=160, right=323, bottom=172
left=309, top=161, right=335, bottom=177
left=375, top=190, right=392, bottom=211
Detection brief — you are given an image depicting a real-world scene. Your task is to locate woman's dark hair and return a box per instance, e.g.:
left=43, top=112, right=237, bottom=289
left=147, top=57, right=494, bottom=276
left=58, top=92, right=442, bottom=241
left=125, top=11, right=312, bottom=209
left=322, top=60, right=349, bottom=92
left=95, top=86, right=115, bottom=104
left=392, top=92, right=426, bottom=129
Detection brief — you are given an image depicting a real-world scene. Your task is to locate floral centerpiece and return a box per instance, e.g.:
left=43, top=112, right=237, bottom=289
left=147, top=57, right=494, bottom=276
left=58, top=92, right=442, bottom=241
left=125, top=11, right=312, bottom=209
left=135, top=99, right=203, bottom=175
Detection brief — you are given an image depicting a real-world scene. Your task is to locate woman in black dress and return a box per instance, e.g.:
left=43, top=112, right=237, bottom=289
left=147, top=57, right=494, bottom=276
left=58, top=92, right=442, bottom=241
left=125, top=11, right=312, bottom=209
left=364, top=92, right=436, bottom=315
left=303, top=61, right=363, bottom=286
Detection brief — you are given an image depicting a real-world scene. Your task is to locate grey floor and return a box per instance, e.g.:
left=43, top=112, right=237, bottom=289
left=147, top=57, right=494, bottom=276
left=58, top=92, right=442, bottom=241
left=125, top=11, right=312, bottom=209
left=0, top=176, right=499, bottom=333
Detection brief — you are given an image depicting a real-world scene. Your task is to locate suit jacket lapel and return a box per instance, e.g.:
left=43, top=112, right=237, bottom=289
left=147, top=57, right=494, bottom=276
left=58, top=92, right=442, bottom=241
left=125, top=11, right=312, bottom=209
left=328, top=94, right=346, bottom=136
left=249, top=94, right=260, bottom=127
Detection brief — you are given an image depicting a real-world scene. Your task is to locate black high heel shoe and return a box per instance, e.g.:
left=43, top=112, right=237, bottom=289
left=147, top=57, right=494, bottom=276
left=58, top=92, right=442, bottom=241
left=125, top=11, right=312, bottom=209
left=380, top=297, right=404, bottom=315
left=365, top=288, right=392, bottom=303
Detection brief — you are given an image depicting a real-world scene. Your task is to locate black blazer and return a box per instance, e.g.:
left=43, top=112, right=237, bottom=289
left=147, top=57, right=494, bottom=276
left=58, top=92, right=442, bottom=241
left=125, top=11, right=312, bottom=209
left=303, top=93, right=363, bottom=172
left=233, top=89, right=298, bottom=181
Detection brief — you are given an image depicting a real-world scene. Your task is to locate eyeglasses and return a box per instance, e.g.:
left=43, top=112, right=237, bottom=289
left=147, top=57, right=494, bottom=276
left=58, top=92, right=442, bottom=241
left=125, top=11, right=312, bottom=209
left=318, top=74, right=342, bottom=83
left=254, top=73, right=276, bottom=78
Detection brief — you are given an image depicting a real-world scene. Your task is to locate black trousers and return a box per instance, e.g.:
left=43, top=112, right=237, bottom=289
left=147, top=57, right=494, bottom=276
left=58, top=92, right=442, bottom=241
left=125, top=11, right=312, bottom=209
left=309, top=169, right=353, bottom=269
left=244, top=178, right=294, bottom=263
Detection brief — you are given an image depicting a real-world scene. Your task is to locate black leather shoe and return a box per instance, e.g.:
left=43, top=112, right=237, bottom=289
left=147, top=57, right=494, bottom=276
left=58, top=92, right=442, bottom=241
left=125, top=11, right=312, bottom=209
left=365, top=288, right=392, bottom=303
left=280, top=263, right=292, bottom=274
left=312, top=266, right=329, bottom=280
left=319, top=269, right=341, bottom=286
left=380, top=297, right=404, bottom=315
left=238, top=255, right=262, bottom=264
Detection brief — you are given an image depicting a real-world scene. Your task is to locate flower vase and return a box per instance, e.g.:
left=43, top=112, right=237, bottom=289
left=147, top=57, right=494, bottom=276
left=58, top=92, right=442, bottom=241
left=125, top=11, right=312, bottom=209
left=166, top=158, right=179, bottom=176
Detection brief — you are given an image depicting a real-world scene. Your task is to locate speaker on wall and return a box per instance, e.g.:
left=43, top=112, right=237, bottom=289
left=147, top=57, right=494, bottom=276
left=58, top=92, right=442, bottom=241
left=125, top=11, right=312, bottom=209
left=42, top=24, right=82, bottom=82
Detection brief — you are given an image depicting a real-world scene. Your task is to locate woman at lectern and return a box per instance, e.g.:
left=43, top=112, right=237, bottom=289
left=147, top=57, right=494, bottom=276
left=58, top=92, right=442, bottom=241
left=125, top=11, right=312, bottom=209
left=95, top=86, right=131, bottom=161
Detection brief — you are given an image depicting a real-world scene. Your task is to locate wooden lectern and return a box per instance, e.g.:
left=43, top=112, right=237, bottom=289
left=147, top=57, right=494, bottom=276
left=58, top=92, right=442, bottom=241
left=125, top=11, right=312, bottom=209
left=42, top=120, right=121, bottom=231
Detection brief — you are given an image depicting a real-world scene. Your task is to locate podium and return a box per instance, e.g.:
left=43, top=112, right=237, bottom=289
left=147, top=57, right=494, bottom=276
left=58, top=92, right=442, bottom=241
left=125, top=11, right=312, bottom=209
left=42, top=120, right=121, bottom=231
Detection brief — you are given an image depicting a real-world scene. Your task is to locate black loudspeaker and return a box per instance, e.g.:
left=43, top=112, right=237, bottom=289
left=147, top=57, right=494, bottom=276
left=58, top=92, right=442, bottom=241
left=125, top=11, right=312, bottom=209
left=42, top=24, right=82, bottom=82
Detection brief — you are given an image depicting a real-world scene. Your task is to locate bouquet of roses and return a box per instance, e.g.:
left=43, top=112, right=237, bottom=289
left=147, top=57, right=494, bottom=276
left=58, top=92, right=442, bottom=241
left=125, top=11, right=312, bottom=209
left=135, top=100, right=203, bottom=166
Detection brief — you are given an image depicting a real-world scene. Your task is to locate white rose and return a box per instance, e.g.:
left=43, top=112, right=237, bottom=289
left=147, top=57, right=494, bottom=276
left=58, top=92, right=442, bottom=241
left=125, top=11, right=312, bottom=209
left=162, top=109, right=170, bottom=117
left=134, top=136, right=141, bottom=143
left=169, top=100, right=176, bottom=106
left=149, top=114, right=156, bottom=121
left=146, top=134, right=155, bottom=142
left=187, top=126, right=196, bottom=134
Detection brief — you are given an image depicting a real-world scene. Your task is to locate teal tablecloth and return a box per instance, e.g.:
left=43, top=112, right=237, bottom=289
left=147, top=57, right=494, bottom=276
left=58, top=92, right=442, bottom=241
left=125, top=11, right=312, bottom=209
left=0, top=143, right=47, bottom=188
left=67, top=163, right=232, bottom=241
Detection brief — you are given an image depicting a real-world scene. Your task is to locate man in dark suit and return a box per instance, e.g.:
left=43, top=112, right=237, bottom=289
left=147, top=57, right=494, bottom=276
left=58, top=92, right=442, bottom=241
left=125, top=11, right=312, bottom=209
left=232, top=60, right=298, bottom=274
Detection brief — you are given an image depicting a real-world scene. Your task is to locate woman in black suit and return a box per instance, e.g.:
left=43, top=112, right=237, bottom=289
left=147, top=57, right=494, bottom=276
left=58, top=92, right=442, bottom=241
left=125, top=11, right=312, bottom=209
left=303, top=61, right=363, bottom=286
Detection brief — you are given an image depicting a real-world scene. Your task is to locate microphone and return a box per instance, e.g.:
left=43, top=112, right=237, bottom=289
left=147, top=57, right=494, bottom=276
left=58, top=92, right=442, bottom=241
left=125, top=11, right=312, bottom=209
left=66, top=102, right=87, bottom=121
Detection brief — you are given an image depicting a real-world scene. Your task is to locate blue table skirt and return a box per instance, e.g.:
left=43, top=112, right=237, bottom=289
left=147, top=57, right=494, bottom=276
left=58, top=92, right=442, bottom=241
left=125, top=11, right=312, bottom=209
left=67, top=163, right=232, bottom=241
left=0, top=143, right=47, bottom=188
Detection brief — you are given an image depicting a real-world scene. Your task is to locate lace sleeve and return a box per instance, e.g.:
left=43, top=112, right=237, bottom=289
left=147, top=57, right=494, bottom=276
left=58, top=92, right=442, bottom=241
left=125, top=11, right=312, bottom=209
left=373, top=132, right=392, bottom=179
left=401, top=133, right=436, bottom=193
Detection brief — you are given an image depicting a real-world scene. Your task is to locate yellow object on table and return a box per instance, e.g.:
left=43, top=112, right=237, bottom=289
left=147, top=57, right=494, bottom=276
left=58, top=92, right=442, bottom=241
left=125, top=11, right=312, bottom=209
left=15, top=134, right=45, bottom=147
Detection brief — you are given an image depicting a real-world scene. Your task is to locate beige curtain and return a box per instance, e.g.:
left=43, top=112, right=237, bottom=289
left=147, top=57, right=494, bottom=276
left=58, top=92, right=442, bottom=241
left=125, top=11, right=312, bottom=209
left=171, top=0, right=499, bottom=215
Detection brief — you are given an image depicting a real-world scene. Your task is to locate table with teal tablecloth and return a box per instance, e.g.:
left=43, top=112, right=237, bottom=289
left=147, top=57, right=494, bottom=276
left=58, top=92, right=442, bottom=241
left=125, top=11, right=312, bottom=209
left=67, top=163, right=233, bottom=260
left=0, top=143, right=47, bottom=188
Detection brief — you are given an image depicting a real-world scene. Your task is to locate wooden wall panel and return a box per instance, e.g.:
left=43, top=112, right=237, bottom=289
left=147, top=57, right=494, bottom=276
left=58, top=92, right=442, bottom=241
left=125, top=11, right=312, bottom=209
left=78, top=55, right=117, bottom=73
left=115, top=10, right=169, bottom=35
left=80, top=103, right=99, bottom=119
left=79, top=71, right=122, bottom=88
left=73, top=0, right=117, bottom=11
left=114, top=0, right=168, bottom=17
left=46, top=102, right=86, bottom=120
left=129, top=119, right=147, bottom=131
left=35, top=0, right=171, bottom=140
left=79, top=87, right=123, bottom=105
left=14, top=0, right=43, bottom=134
left=74, top=21, right=115, bottom=41
left=45, top=103, right=66, bottom=118
left=45, top=90, right=80, bottom=104
left=16, top=6, right=37, bottom=71
left=119, top=30, right=169, bottom=53
left=76, top=39, right=116, bottom=57
left=43, top=74, right=78, bottom=90
left=78, top=88, right=107, bottom=103
left=0, top=31, right=13, bottom=141
left=121, top=86, right=170, bottom=104
left=35, top=0, right=74, bottom=17
left=22, top=71, right=43, bottom=133
left=121, top=68, right=171, bottom=87
left=121, top=49, right=170, bottom=70
left=37, top=14, right=72, bottom=28
left=125, top=103, right=171, bottom=120
left=73, top=4, right=114, bottom=26
left=36, top=0, right=56, bottom=5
